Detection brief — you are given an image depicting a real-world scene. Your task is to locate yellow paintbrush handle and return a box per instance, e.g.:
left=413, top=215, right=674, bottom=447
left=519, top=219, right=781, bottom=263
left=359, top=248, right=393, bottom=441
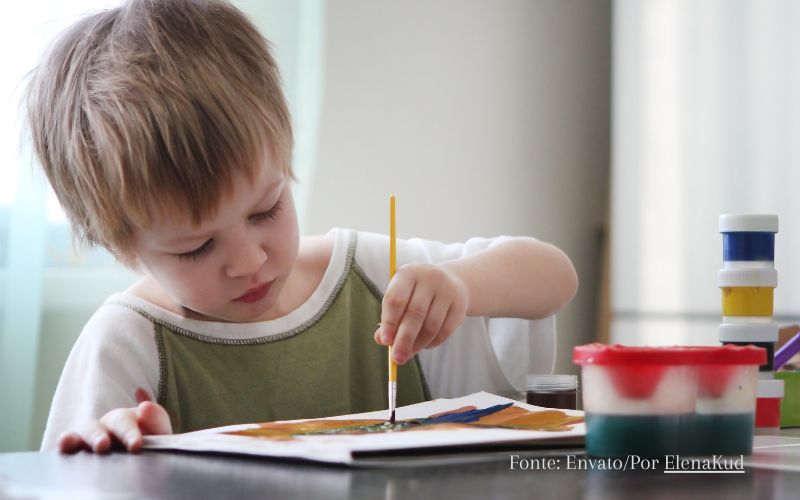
left=389, top=195, right=397, bottom=381
left=389, top=349, right=397, bottom=382
left=390, top=195, right=396, bottom=279
left=389, top=196, right=398, bottom=419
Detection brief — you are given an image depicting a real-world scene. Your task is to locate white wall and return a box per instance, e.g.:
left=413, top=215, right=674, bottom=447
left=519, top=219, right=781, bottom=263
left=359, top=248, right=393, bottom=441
left=306, top=0, right=612, bottom=373
left=611, top=0, right=800, bottom=347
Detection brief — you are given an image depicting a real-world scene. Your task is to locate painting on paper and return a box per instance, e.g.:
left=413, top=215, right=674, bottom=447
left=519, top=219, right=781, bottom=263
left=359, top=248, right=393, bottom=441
left=143, top=392, right=585, bottom=465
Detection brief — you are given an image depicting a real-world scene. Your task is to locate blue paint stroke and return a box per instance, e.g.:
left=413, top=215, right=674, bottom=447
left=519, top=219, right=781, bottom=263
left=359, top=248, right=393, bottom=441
left=425, top=403, right=514, bottom=424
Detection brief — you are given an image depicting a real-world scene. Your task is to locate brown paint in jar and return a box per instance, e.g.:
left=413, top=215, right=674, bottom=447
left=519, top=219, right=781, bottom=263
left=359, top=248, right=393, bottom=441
left=526, top=374, right=578, bottom=410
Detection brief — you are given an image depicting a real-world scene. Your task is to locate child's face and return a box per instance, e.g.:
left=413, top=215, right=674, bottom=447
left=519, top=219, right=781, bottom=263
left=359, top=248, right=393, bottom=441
left=131, top=164, right=300, bottom=323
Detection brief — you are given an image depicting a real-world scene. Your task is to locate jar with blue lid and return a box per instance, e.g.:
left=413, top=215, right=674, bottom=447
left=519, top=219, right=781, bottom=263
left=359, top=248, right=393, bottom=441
left=719, top=214, right=778, bottom=268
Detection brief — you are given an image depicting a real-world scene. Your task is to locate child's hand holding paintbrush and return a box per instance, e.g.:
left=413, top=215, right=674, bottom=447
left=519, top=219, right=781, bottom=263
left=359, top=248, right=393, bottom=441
left=375, top=198, right=469, bottom=367
left=377, top=255, right=470, bottom=423
left=375, top=262, right=470, bottom=365
left=375, top=196, right=578, bottom=423
left=376, top=196, right=469, bottom=423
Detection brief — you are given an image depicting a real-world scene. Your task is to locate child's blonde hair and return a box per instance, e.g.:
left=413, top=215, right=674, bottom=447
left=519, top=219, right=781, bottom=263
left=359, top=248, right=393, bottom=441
left=24, top=0, right=293, bottom=263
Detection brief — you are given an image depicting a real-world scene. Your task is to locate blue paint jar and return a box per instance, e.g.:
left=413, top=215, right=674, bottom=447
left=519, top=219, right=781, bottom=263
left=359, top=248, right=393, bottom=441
left=719, top=215, right=778, bottom=268
left=723, top=232, right=774, bottom=262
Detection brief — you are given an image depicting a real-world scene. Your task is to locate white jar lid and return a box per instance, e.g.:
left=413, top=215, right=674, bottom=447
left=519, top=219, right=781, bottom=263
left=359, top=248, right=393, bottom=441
left=526, top=374, right=578, bottom=391
left=718, top=324, right=779, bottom=342
left=719, top=214, right=778, bottom=233
left=718, top=268, right=778, bottom=287
left=724, top=261, right=774, bottom=270
left=757, top=379, right=784, bottom=398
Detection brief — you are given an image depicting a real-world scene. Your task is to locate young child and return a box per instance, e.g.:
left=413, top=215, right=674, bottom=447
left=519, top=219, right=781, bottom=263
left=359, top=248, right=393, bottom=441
left=25, top=0, right=578, bottom=453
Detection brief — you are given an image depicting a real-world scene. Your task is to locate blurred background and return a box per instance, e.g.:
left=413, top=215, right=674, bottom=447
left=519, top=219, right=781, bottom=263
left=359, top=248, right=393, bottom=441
left=0, top=0, right=797, bottom=452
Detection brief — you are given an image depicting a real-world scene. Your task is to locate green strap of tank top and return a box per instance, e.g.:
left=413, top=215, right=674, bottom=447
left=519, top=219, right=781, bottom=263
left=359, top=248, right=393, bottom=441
left=114, top=234, right=431, bottom=433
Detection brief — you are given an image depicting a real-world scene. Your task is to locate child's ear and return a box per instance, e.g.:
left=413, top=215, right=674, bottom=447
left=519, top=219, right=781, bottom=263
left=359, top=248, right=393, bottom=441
left=130, top=255, right=147, bottom=275
left=115, top=249, right=144, bottom=274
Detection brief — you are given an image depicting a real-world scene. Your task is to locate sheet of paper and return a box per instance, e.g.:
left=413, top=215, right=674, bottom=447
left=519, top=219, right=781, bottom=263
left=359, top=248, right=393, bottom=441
left=142, top=392, right=585, bottom=465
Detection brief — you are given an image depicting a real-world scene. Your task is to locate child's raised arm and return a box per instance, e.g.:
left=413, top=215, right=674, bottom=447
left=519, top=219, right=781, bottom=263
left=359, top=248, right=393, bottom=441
left=376, top=238, right=578, bottom=365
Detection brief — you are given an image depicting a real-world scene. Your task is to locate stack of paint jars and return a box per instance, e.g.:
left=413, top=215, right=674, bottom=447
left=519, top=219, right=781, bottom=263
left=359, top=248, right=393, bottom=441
left=718, top=214, right=784, bottom=434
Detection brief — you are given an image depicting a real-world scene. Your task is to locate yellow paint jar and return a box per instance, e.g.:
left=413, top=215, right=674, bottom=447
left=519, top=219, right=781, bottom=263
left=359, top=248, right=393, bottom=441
left=718, top=269, right=777, bottom=318
left=721, top=287, right=773, bottom=316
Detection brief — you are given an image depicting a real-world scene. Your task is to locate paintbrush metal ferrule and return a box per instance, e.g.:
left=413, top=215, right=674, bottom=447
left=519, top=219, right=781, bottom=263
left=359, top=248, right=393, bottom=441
left=388, top=381, right=397, bottom=423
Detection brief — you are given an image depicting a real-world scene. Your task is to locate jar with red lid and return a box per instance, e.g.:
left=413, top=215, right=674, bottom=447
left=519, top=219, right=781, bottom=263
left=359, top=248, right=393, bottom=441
left=574, top=343, right=765, bottom=458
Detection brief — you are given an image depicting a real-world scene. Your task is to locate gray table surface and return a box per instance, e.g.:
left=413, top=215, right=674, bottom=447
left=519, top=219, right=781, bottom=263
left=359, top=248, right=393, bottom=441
left=2, top=449, right=800, bottom=500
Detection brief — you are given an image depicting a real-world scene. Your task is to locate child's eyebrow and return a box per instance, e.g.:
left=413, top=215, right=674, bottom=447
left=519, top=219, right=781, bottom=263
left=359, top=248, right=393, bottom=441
left=159, top=179, right=284, bottom=246
left=163, top=233, right=215, bottom=245
left=247, top=178, right=284, bottom=211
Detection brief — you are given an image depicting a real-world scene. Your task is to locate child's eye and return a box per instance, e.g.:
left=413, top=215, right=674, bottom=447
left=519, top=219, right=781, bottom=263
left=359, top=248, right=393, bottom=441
left=177, top=239, right=215, bottom=261
left=250, top=200, right=282, bottom=222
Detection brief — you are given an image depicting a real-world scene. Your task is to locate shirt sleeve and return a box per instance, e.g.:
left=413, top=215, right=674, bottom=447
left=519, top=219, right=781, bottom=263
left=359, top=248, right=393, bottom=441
left=352, top=230, right=556, bottom=399
left=40, top=304, right=160, bottom=451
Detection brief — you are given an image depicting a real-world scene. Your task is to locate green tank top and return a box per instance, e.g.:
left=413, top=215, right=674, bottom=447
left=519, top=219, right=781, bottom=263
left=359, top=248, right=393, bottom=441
left=115, top=234, right=431, bottom=433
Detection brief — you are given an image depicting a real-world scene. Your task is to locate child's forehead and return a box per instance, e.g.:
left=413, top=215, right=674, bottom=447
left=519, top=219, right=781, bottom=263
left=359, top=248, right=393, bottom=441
left=139, top=170, right=286, bottom=239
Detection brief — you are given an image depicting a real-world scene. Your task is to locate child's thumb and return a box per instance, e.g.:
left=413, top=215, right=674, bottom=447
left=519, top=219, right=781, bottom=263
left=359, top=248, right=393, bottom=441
left=136, top=401, right=173, bottom=436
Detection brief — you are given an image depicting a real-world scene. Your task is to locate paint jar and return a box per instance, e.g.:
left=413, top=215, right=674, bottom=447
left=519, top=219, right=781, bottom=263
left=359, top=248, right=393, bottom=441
left=574, top=344, right=764, bottom=458
left=719, top=324, right=778, bottom=372
left=526, top=375, right=578, bottom=410
left=720, top=214, right=778, bottom=269
left=755, top=379, right=784, bottom=435
left=719, top=269, right=777, bottom=320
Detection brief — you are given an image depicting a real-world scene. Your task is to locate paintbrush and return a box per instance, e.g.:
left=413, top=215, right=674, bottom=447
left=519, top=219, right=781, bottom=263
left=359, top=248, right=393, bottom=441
left=388, top=195, right=398, bottom=424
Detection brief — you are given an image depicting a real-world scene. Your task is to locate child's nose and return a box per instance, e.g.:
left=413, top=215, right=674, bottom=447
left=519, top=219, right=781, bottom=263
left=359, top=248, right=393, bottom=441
left=225, top=235, right=267, bottom=278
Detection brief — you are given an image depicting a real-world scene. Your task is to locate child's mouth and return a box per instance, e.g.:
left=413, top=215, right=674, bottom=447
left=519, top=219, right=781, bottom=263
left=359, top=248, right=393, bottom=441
left=234, top=281, right=273, bottom=304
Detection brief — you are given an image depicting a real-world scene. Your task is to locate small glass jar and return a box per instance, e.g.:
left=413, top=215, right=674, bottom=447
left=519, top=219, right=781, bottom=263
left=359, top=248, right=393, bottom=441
left=526, top=374, right=578, bottom=410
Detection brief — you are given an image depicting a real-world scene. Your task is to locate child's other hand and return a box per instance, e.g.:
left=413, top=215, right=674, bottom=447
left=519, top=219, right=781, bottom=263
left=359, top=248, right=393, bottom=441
left=375, top=263, right=469, bottom=364
left=57, top=401, right=172, bottom=454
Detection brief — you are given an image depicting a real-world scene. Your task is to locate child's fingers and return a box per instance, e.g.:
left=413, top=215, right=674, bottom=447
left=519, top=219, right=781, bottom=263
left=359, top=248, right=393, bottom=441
left=58, top=431, right=88, bottom=454
left=99, top=408, right=142, bottom=452
left=380, top=272, right=417, bottom=345
left=392, top=286, right=435, bottom=364
left=136, top=401, right=173, bottom=436
left=411, top=295, right=449, bottom=354
left=79, top=420, right=112, bottom=454
left=427, top=301, right=467, bottom=350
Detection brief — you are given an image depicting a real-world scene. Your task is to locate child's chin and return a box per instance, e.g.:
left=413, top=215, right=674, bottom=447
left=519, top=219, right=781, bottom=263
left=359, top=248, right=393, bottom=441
left=229, top=300, right=277, bottom=322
